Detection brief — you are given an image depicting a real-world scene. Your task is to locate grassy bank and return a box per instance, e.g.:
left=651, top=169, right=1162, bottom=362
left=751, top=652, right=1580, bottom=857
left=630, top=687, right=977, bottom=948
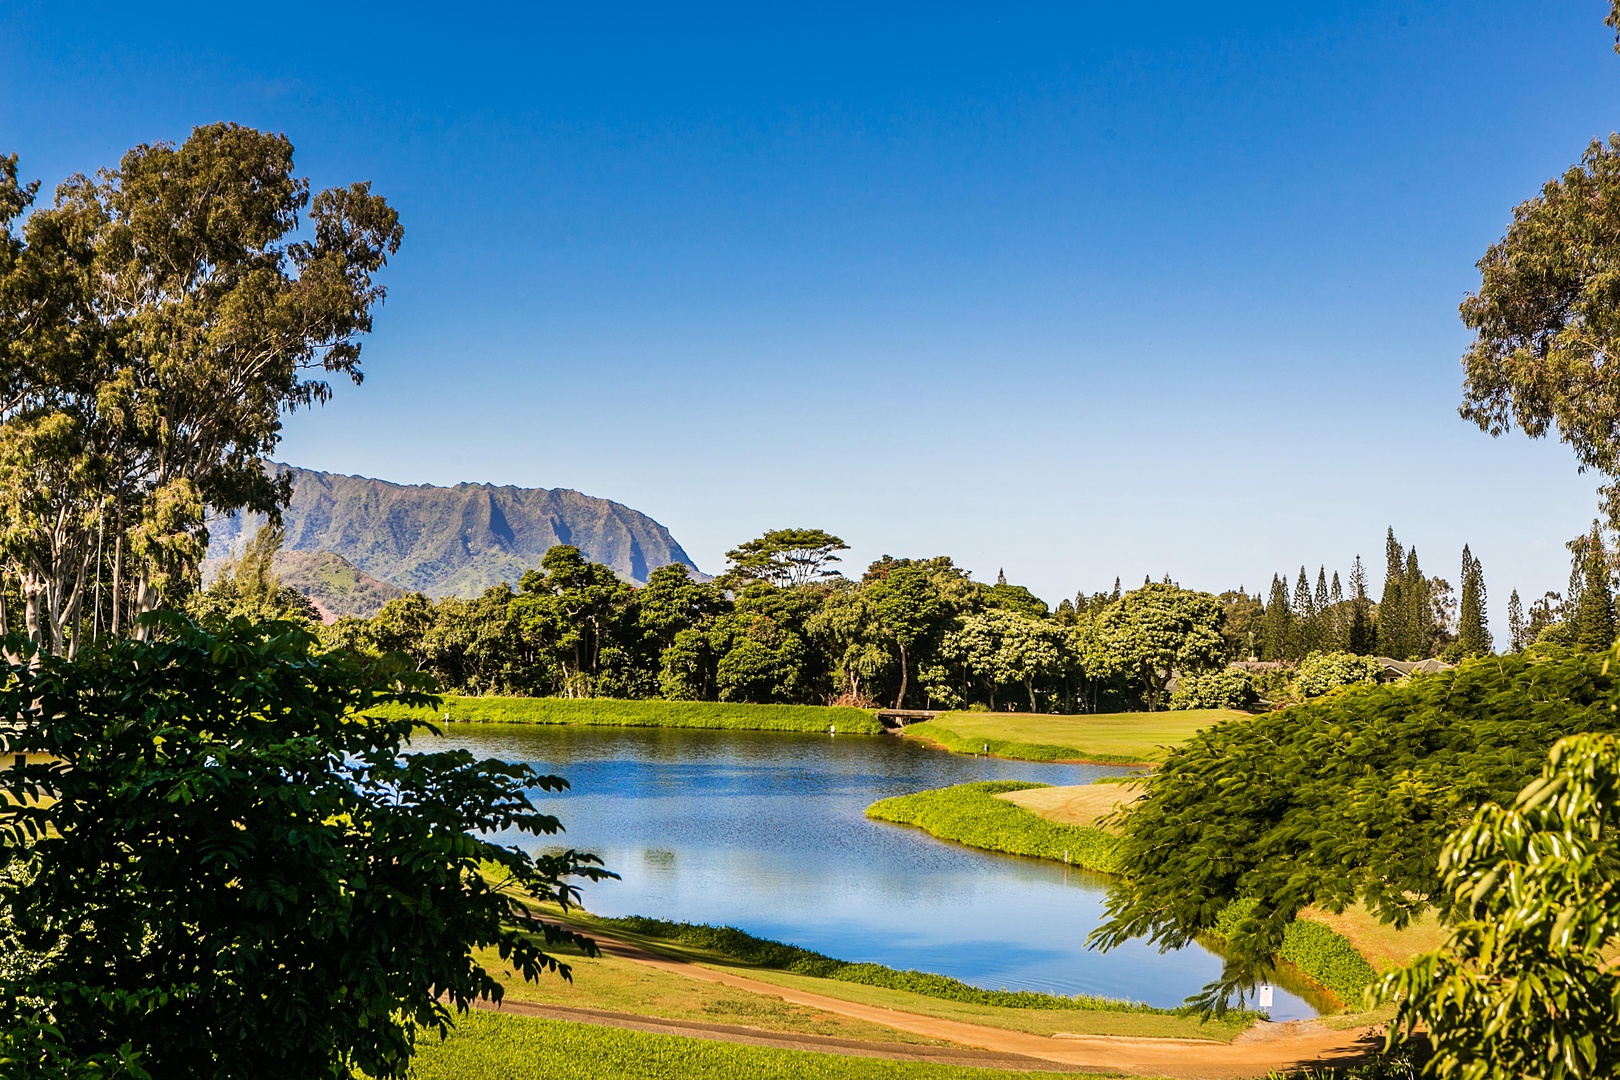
left=900, top=709, right=1242, bottom=764
left=595, top=914, right=1158, bottom=1013
left=407, top=1010, right=1097, bottom=1080
left=868, top=781, right=1378, bottom=1010
left=368, top=696, right=885, bottom=734
left=864, top=781, right=1119, bottom=873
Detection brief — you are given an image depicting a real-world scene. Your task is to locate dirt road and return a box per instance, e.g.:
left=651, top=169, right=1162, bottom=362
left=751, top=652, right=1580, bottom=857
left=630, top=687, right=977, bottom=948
left=483, top=932, right=1383, bottom=1079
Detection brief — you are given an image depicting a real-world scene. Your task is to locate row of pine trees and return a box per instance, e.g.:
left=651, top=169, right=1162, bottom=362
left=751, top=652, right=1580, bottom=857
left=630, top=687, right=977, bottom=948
left=1240, top=526, right=1615, bottom=663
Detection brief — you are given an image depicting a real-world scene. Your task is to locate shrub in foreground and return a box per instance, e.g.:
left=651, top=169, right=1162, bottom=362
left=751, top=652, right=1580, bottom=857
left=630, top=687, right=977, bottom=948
left=0, top=616, right=611, bottom=1080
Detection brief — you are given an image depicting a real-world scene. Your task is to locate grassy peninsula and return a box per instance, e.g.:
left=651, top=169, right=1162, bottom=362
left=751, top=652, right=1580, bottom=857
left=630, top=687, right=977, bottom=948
left=368, top=696, right=885, bottom=734
left=864, top=781, right=1120, bottom=873
left=899, top=708, right=1244, bottom=764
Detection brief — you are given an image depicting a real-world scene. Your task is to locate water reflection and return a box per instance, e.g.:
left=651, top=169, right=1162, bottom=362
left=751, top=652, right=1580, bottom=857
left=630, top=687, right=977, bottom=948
left=425, top=723, right=1317, bottom=1020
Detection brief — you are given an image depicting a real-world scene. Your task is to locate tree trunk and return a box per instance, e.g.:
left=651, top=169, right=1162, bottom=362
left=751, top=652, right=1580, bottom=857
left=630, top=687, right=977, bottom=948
left=894, top=641, right=909, bottom=710
left=1026, top=679, right=1038, bottom=713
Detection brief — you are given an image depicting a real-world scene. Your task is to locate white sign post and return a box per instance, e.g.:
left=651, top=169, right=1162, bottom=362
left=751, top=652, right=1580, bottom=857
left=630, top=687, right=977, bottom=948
left=1258, top=983, right=1274, bottom=1009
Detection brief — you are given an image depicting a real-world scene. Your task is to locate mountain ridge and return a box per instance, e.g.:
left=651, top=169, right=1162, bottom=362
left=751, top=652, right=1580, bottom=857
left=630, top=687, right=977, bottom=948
left=208, top=464, right=703, bottom=598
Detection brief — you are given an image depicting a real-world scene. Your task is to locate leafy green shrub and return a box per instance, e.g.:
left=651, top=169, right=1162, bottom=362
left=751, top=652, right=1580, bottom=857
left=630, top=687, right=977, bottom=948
left=0, top=616, right=609, bottom=1080
left=1093, top=648, right=1620, bottom=1007
left=1295, top=652, right=1383, bottom=698
left=365, top=695, right=884, bottom=734
left=595, top=915, right=1169, bottom=1013
left=865, top=781, right=1120, bottom=872
left=1169, top=668, right=1258, bottom=710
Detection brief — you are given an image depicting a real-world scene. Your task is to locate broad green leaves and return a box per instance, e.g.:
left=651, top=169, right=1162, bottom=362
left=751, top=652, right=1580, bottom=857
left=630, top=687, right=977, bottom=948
left=0, top=615, right=609, bottom=1079
left=1382, top=733, right=1620, bottom=1079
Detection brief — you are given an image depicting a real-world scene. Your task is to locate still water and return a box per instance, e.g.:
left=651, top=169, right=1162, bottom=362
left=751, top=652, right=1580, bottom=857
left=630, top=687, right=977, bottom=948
left=429, top=723, right=1316, bottom=1019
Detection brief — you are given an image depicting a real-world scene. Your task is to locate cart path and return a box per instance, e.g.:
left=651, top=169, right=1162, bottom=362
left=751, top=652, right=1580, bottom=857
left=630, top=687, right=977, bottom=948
left=485, top=931, right=1385, bottom=1079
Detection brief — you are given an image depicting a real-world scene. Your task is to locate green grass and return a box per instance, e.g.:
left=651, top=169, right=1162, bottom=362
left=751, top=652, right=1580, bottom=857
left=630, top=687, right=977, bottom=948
left=865, top=781, right=1120, bottom=873
left=594, top=914, right=1162, bottom=1013
left=901, top=709, right=1242, bottom=764
left=366, top=696, right=885, bottom=734
left=407, top=1010, right=1098, bottom=1080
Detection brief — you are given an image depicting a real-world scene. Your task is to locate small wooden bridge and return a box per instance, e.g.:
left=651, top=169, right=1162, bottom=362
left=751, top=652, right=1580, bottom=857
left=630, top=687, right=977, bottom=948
left=874, top=709, right=943, bottom=732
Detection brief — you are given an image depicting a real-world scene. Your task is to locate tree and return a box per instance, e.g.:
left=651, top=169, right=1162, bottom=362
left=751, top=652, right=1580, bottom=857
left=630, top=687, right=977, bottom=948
left=723, top=528, right=848, bottom=588
left=1347, top=555, right=1376, bottom=655
left=1457, top=130, right=1620, bottom=530
left=1092, top=649, right=1620, bottom=1013
left=0, top=615, right=609, bottom=1079
left=805, top=585, right=889, bottom=705
left=1086, top=582, right=1226, bottom=711
left=511, top=545, right=634, bottom=697
left=1507, top=588, right=1527, bottom=653
left=1377, top=528, right=1407, bottom=658
left=1570, top=523, right=1616, bottom=651
left=1457, top=544, right=1491, bottom=657
left=1217, top=588, right=1263, bottom=661
left=1295, top=650, right=1383, bottom=698
left=1261, top=574, right=1292, bottom=661
left=864, top=559, right=951, bottom=708
left=0, top=125, right=402, bottom=647
left=1292, top=566, right=1316, bottom=656
left=1382, top=733, right=1620, bottom=1078
left=186, top=523, right=320, bottom=627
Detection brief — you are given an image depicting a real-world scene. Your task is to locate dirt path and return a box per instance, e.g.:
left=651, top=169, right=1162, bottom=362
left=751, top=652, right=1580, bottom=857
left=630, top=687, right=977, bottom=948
left=505, top=932, right=1384, bottom=1079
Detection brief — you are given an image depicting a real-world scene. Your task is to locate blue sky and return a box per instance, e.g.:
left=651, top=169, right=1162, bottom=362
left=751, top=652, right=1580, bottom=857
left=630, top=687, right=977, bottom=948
left=2, top=2, right=1615, bottom=630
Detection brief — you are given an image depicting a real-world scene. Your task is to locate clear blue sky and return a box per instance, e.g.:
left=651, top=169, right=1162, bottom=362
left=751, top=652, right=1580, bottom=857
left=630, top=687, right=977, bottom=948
left=3, top=2, right=1615, bottom=631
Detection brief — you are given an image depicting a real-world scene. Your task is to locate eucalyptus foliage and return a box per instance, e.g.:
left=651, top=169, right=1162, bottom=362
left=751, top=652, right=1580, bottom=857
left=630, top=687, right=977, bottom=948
left=1091, top=648, right=1620, bottom=1010
left=0, top=614, right=610, bottom=1080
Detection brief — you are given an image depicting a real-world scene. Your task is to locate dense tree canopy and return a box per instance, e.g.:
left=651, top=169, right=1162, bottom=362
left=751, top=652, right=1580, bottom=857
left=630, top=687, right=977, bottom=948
left=1092, top=648, right=1620, bottom=1008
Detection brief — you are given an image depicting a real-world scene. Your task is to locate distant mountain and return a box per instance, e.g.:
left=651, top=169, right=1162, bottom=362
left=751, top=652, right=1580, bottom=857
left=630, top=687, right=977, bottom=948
left=275, top=550, right=406, bottom=620
left=208, top=464, right=703, bottom=598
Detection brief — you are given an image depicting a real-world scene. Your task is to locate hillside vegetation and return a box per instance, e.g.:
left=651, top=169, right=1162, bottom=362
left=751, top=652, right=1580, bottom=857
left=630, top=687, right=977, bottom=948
left=275, top=550, right=404, bottom=619
left=368, top=695, right=885, bottom=734
left=208, top=463, right=701, bottom=595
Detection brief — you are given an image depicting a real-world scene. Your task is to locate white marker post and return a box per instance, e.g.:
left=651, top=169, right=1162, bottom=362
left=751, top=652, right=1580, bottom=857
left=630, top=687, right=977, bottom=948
left=1258, top=984, right=1274, bottom=1010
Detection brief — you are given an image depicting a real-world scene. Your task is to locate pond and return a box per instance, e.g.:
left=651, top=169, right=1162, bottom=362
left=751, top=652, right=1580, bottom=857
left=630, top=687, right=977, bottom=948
left=430, top=723, right=1318, bottom=1019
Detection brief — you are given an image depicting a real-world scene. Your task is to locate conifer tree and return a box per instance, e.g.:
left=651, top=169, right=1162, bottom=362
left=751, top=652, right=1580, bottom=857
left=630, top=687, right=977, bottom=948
left=1111, top=577, right=1122, bottom=602
left=1457, top=544, right=1491, bottom=656
left=1346, top=556, right=1375, bottom=654
left=1377, top=528, right=1406, bottom=658
left=1403, top=547, right=1433, bottom=659
left=1313, top=568, right=1331, bottom=651
left=1262, top=574, right=1292, bottom=660
left=1507, top=588, right=1526, bottom=653
left=1293, top=566, right=1316, bottom=657
left=1572, top=523, right=1617, bottom=650
left=1326, top=571, right=1344, bottom=650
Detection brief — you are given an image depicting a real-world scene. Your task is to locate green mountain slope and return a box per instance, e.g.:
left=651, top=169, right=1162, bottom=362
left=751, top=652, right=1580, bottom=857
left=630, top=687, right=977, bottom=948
left=274, top=550, right=406, bottom=619
left=208, top=464, right=703, bottom=597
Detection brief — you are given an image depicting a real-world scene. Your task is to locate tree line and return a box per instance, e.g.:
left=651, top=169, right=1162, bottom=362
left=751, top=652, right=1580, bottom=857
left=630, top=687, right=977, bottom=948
left=196, top=520, right=1607, bottom=713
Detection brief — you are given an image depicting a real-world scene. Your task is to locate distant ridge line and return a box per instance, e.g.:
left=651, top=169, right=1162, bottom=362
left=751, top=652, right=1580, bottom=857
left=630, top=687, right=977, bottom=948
left=206, top=463, right=704, bottom=598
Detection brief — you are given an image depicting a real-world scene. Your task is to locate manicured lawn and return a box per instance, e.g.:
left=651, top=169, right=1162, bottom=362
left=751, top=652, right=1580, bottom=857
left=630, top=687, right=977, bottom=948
left=367, top=696, right=884, bottom=734
left=902, top=709, right=1243, bottom=764
left=995, top=782, right=1141, bottom=832
left=407, top=1011, right=1099, bottom=1080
